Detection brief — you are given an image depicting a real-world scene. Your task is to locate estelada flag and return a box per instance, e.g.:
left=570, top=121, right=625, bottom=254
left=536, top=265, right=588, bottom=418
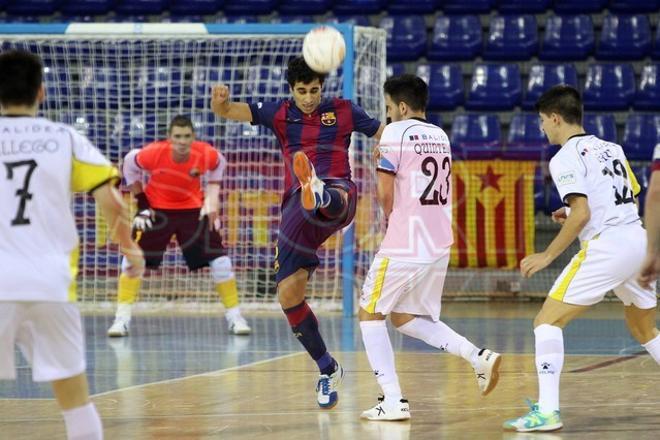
left=450, top=160, right=536, bottom=268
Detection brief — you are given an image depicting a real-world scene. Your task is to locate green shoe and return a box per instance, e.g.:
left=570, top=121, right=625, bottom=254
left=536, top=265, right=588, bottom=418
left=503, top=400, right=563, bottom=432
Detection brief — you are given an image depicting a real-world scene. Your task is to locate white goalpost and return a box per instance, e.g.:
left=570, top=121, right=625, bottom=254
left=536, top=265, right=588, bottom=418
left=0, top=23, right=387, bottom=315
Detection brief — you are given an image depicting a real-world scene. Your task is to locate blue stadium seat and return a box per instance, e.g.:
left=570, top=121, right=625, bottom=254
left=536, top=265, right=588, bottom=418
left=539, top=15, right=594, bottom=61
left=450, top=114, right=501, bottom=159
left=505, top=113, right=553, bottom=160
left=107, top=15, right=149, bottom=22
left=426, top=113, right=443, bottom=128
left=622, top=114, right=660, bottom=160
left=654, top=27, right=660, bottom=60
left=115, top=0, right=167, bottom=15
left=523, top=64, right=578, bottom=109
left=164, top=14, right=204, bottom=22
left=111, top=114, right=158, bottom=150
left=329, top=15, right=371, bottom=26
left=333, top=0, right=385, bottom=14
left=5, top=0, right=58, bottom=15
left=428, top=15, right=482, bottom=61
left=386, top=62, right=406, bottom=77
left=443, top=0, right=493, bottom=13
left=583, top=63, right=635, bottom=110
left=465, top=64, right=521, bottom=110
left=170, top=0, right=223, bottom=15
left=534, top=166, right=562, bottom=215
left=417, top=64, right=464, bottom=110
left=583, top=113, right=618, bottom=143
left=631, top=165, right=650, bottom=216
left=245, top=66, right=289, bottom=97
left=279, top=0, right=329, bottom=14
left=78, top=65, right=124, bottom=109
left=484, top=15, right=538, bottom=60
left=59, top=112, right=101, bottom=140
left=380, top=15, right=427, bottom=62
left=553, top=0, right=607, bottom=13
left=0, top=15, right=41, bottom=22
left=498, top=0, right=550, bottom=13
left=388, top=0, right=438, bottom=13
left=211, top=15, right=259, bottom=23
left=60, top=0, right=114, bottom=15
left=271, top=15, right=314, bottom=23
left=609, top=0, right=660, bottom=13
left=634, top=64, right=660, bottom=110
left=596, top=14, right=652, bottom=60
left=223, top=0, right=277, bottom=14
left=131, top=66, right=184, bottom=109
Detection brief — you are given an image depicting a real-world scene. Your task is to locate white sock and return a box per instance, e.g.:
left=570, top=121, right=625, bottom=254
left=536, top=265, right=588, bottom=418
left=360, top=320, right=402, bottom=401
left=62, top=402, right=103, bottom=440
left=225, top=306, right=242, bottom=322
left=534, top=324, right=564, bottom=414
left=642, top=333, right=660, bottom=364
left=397, top=317, right=479, bottom=366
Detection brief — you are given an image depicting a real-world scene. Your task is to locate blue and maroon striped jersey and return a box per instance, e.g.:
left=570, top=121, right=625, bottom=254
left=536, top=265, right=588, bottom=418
left=249, top=97, right=381, bottom=194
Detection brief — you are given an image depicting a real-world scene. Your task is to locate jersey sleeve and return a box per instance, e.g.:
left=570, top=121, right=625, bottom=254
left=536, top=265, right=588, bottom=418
left=376, top=125, right=400, bottom=175
left=549, top=150, right=588, bottom=205
left=70, top=129, right=119, bottom=193
left=350, top=101, right=381, bottom=137
left=134, top=142, right=158, bottom=171
left=122, top=149, right=143, bottom=186
left=248, top=100, right=283, bottom=131
left=201, top=143, right=224, bottom=182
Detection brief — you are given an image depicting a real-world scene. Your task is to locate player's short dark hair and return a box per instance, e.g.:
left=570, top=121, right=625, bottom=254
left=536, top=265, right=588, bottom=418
left=535, top=85, right=583, bottom=125
left=169, top=115, right=194, bottom=133
left=383, top=74, right=428, bottom=112
left=0, top=50, right=43, bottom=107
left=286, top=56, right=326, bottom=87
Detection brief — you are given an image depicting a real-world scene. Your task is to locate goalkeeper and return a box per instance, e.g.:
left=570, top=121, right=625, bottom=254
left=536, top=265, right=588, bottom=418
left=107, top=115, right=251, bottom=337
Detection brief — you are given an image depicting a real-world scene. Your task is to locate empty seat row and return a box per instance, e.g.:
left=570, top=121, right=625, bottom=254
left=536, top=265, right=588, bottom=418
left=3, top=0, right=659, bottom=16
left=391, top=14, right=659, bottom=62
left=406, top=63, right=660, bottom=111
left=449, top=113, right=659, bottom=161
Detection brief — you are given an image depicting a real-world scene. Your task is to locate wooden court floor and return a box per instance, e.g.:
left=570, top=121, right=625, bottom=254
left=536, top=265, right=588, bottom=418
left=0, top=302, right=658, bottom=439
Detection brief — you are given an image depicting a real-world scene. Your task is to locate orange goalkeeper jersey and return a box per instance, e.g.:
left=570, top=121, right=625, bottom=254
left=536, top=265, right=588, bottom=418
left=136, top=140, right=220, bottom=210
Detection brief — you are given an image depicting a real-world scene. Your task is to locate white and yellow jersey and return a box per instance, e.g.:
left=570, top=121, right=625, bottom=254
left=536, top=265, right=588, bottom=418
left=549, top=134, right=641, bottom=242
left=0, top=116, right=118, bottom=302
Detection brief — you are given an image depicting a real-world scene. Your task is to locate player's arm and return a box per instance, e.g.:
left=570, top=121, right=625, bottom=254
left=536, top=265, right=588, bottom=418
left=122, top=149, right=154, bottom=230
left=377, top=171, right=395, bottom=219
left=200, top=149, right=226, bottom=231
left=211, top=84, right=253, bottom=122
left=373, top=123, right=386, bottom=141
left=92, top=183, right=145, bottom=278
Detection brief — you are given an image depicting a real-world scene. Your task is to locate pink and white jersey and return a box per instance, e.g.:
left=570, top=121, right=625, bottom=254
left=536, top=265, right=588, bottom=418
left=376, top=118, right=452, bottom=262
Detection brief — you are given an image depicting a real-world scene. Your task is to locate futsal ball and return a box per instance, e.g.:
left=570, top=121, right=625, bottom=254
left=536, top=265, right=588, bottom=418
left=302, top=26, right=346, bottom=74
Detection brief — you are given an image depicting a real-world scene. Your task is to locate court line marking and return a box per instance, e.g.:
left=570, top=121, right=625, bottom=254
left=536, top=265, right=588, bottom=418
left=92, top=351, right=304, bottom=398
left=569, top=350, right=647, bottom=373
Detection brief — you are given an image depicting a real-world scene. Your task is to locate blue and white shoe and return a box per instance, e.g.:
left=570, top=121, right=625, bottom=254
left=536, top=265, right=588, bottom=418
left=316, top=362, right=344, bottom=409
left=503, top=400, right=563, bottom=432
left=293, top=151, right=327, bottom=211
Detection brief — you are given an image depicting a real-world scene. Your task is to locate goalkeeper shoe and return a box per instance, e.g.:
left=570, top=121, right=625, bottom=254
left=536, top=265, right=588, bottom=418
left=361, top=396, right=410, bottom=421
left=107, top=317, right=130, bottom=337
left=503, top=400, right=563, bottom=432
left=228, top=315, right=251, bottom=335
left=474, top=348, right=502, bottom=396
left=293, top=151, right=327, bottom=211
left=316, top=362, right=344, bottom=409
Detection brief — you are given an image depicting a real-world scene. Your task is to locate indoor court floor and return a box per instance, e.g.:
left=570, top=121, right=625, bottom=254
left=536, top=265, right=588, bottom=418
left=0, top=302, right=658, bottom=439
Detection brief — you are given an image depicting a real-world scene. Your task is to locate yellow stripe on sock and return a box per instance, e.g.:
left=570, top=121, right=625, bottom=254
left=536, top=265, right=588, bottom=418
left=216, top=279, right=239, bottom=309
left=549, top=241, right=589, bottom=302
left=118, top=273, right=141, bottom=304
left=366, top=257, right=389, bottom=313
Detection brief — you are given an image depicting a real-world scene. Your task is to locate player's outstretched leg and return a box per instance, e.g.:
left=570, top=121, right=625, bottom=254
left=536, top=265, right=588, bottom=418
left=396, top=316, right=501, bottom=396
left=283, top=299, right=343, bottom=408
left=108, top=272, right=141, bottom=337
left=210, top=256, right=251, bottom=335
left=359, top=318, right=410, bottom=420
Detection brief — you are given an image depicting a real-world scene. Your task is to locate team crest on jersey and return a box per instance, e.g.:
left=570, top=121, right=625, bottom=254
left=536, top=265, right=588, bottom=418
left=189, top=167, right=201, bottom=177
left=321, top=112, right=337, bottom=126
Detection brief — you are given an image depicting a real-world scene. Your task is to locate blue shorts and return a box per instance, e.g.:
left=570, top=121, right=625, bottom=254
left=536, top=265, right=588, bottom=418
left=274, top=179, right=357, bottom=284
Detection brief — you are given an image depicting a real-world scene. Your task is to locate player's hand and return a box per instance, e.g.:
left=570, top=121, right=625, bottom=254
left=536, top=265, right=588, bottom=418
left=122, top=243, right=145, bottom=278
left=520, top=252, right=553, bottom=278
left=637, top=252, right=660, bottom=290
left=551, top=207, right=567, bottom=225
left=133, top=209, right=154, bottom=231
left=211, top=85, right=230, bottom=114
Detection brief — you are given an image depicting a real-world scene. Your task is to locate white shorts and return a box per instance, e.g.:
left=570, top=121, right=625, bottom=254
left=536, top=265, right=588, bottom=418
left=360, top=251, right=449, bottom=320
left=0, top=302, right=86, bottom=382
left=549, top=223, right=657, bottom=308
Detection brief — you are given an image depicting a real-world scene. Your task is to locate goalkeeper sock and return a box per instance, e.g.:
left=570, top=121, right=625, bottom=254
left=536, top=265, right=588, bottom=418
left=116, top=273, right=140, bottom=321
left=216, top=279, right=239, bottom=309
left=319, top=188, right=348, bottom=219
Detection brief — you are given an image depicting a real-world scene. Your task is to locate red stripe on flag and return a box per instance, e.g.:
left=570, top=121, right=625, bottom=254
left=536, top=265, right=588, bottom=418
left=455, top=175, right=467, bottom=267
left=495, top=200, right=507, bottom=267
left=476, top=200, right=486, bottom=267
left=515, top=176, right=526, bottom=264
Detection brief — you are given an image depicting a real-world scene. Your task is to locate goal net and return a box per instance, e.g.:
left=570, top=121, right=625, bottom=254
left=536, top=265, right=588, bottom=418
left=0, top=23, right=387, bottom=313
